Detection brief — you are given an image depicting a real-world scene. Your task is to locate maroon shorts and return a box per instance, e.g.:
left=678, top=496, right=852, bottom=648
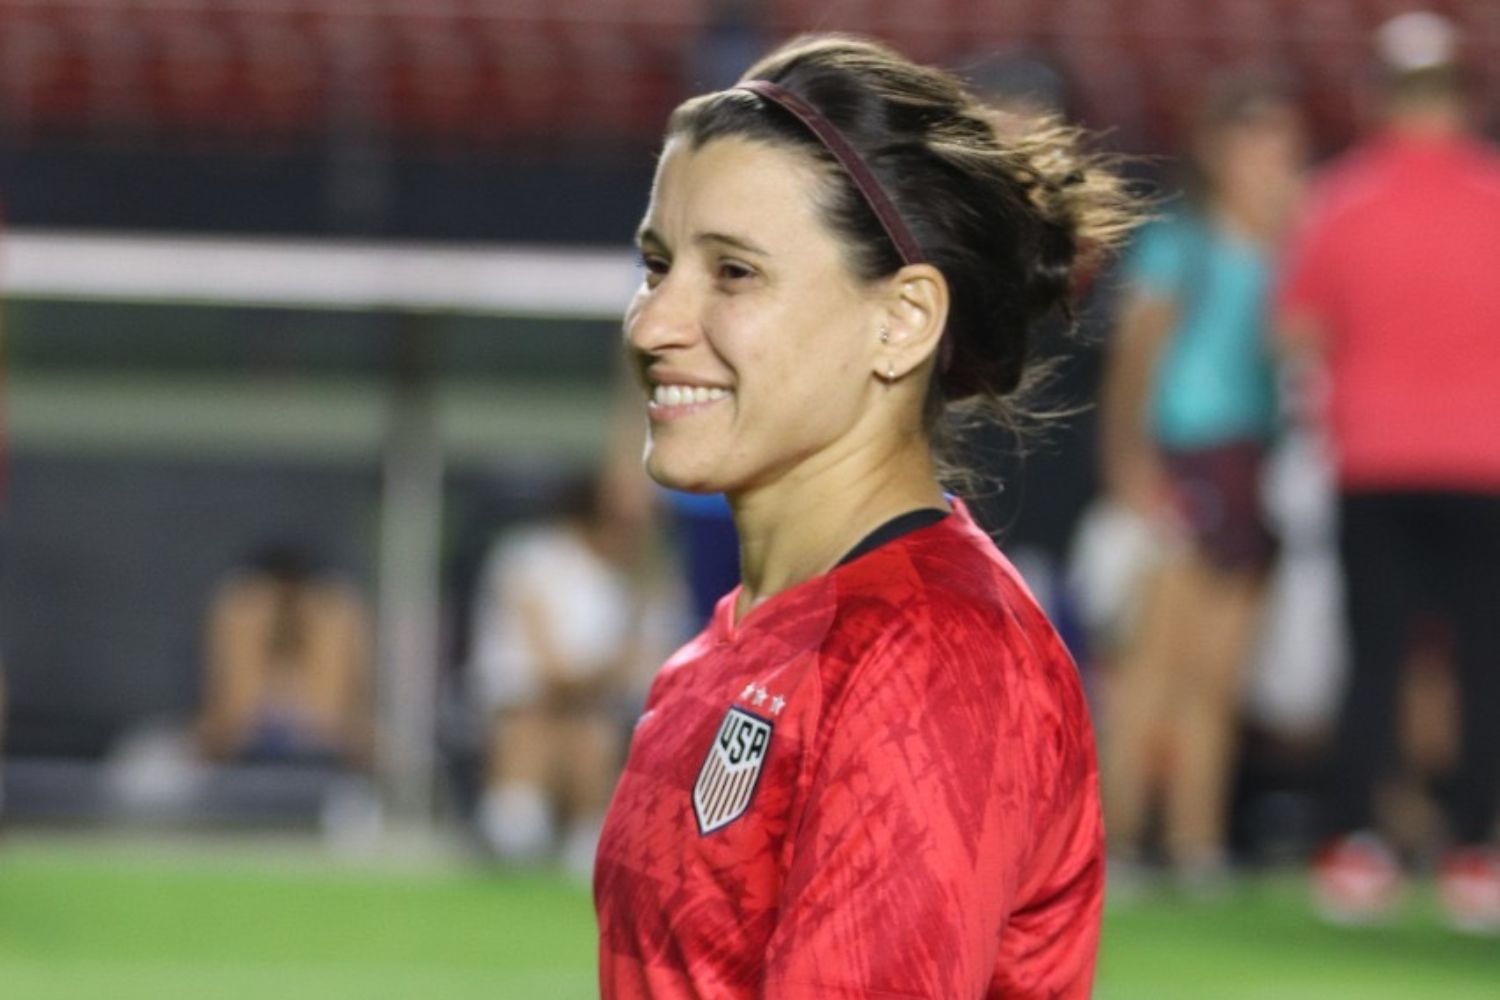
left=1162, top=440, right=1277, bottom=575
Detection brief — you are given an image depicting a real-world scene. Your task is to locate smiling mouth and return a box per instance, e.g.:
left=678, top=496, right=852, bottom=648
left=650, top=384, right=731, bottom=407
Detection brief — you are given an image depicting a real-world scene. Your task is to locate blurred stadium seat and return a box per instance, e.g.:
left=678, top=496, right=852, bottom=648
left=0, top=0, right=1494, bottom=152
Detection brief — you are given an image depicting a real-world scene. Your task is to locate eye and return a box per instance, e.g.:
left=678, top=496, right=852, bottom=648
left=716, top=259, right=757, bottom=284
left=638, top=252, right=669, bottom=286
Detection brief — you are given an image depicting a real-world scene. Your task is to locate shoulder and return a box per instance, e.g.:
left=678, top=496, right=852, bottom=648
left=1458, top=139, right=1500, bottom=196
left=305, top=575, right=368, bottom=618
left=1128, top=213, right=1195, bottom=260
left=1124, top=212, right=1204, bottom=292
left=821, top=514, right=1068, bottom=702
left=807, top=513, right=1094, bottom=815
left=211, top=571, right=277, bottom=611
left=1303, top=141, right=1409, bottom=225
left=1137, top=210, right=1197, bottom=241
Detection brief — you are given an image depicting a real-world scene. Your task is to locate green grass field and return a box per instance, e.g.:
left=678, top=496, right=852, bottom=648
left=1, top=836, right=1495, bottom=999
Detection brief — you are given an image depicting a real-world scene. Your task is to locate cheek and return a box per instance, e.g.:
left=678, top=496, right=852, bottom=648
left=711, top=286, right=872, bottom=441
left=745, top=333, right=866, bottom=440
left=737, top=325, right=834, bottom=396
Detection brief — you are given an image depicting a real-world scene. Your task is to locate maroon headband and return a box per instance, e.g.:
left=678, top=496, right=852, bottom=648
left=735, top=79, right=926, bottom=266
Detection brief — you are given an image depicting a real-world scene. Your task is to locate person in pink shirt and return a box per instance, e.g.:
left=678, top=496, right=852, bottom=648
left=1277, top=11, right=1500, bottom=933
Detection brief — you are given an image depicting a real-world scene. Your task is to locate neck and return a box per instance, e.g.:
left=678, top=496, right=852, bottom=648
left=1212, top=191, right=1289, bottom=246
left=1211, top=165, right=1302, bottom=245
left=728, top=432, right=947, bottom=622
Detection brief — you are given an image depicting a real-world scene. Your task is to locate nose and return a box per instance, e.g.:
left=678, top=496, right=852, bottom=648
left=625, top=274, right=700, bottom=357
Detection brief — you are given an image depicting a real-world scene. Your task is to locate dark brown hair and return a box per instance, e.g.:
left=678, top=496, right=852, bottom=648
left=665, top=34, right=1135, bottom=440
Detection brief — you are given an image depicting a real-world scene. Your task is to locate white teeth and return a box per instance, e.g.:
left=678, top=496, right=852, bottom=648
left=652, top=384, right=730, bottom=406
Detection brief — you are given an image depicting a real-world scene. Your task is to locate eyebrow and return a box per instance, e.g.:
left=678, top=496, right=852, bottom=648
left=635, top=227, right=770, bottom=257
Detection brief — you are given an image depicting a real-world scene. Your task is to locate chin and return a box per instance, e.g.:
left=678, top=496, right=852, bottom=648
left=644, top=449, right=721, bottom=495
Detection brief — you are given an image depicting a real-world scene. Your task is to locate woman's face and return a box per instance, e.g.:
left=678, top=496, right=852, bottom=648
left=1203, top=101, right=1305, bottom=201
left=625, top=135, right=887, bottom=495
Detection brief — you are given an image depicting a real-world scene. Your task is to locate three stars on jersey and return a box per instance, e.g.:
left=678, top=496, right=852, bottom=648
left=740, top=682, right=787, bottom=716
left=692, top=682, right=785, bottom=835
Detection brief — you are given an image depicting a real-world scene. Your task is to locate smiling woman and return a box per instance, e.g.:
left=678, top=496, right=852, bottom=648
left=595, top=34, right=1136, bottom=1000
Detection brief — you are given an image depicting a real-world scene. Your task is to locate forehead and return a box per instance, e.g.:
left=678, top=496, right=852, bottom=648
left=643, top=135, right=833, bottom=246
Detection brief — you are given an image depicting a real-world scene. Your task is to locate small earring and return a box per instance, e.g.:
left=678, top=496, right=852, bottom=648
left=879, top=325, right=890, bottom=345
left=886, top=361, right=897, bottom=382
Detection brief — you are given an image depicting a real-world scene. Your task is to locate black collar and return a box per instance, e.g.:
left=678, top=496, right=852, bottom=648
left=837, top=508, right=950, bottom=567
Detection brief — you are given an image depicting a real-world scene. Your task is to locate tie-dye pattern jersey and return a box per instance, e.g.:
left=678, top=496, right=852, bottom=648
left=595, top=501, right=1103, bottom=999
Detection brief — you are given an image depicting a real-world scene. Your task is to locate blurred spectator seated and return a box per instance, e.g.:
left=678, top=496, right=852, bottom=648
left=196, top=544, right=371, bottom=768
left=467, top=473, right=682, bottom=875
left=0, top=659, right=7, bottom=824
left=101, top=544, right=377, bottom=839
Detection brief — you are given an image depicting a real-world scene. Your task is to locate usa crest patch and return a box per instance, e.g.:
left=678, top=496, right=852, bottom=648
left=693, top=705, right=773, bottom=835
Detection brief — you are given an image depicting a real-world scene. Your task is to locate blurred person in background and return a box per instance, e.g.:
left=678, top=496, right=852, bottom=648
left=467, top=472, right=675, bottom=875
left=0, top=662, right=6, bottom=823
left=1098, top=72, right=1305, bottom=891
left=196, top=543, right=372, bottom=768
left=1277, top=11, right=1500, bottom=932
left=690, top=0, right=771, bottom=92
left=595, top=34, right=1134, bottom=999
left=1, top=213, right=7, bottom=824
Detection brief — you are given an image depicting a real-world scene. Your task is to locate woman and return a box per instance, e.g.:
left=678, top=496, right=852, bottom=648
left=594, top=35, right=1131, bottom=999
left=1097, top=75, right=1304, bottom=888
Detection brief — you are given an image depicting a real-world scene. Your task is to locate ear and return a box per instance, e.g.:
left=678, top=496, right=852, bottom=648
left=875, top=263, right=949, bottom=381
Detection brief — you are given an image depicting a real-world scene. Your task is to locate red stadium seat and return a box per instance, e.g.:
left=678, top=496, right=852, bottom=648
left=0, top=7, right=91, bottom=136
left=228, top=7, right=329, bottom=140
left=0, top=0, right=1494, bottom=152
left=383, top=13, right=485, bottom=141
left=139, top=8, right=242, bottom=137
left=73, top=6, right=153, bottom=132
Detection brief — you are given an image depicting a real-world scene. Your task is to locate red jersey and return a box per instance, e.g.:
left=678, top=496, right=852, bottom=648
left=1276, top=130, right=1500, bottom=491
left=595, top=502, right=1103, bottom=999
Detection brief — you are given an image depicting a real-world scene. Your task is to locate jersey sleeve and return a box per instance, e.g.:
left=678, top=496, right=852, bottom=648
left=762, top=601, right=1091, bottom=999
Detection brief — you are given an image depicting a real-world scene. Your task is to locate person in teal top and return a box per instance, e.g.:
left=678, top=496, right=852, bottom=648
left=1096, top=73, right=1305, bottom=890
left=1129, top=214, right=1279, bottom=451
